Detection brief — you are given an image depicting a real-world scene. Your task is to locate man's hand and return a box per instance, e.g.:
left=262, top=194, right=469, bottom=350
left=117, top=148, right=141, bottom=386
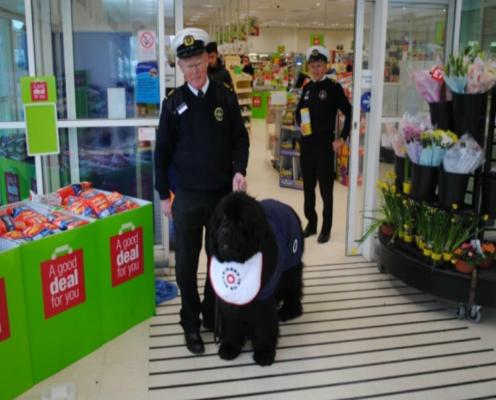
left=332, top=138, right=345, bottom=153
left=232, top=172, right=247, bottom=192
left=161, top=198, right=172, bottom=217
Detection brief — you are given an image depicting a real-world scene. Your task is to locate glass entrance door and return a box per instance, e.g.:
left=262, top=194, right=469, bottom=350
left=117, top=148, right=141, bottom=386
left=347, top=0, right=456, bottom=260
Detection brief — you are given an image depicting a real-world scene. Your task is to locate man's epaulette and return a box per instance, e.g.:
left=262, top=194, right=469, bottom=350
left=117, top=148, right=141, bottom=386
left=223, top=82, right=234, bottom=92
left=166, top=88, right=175, bottom=98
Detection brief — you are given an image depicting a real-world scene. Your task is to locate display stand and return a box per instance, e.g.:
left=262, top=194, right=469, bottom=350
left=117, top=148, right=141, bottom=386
left=376, top=88, right=496, bottom=323
left=378, top=231, right=496, bottom=322
left=278, top=100, right=303, bottom=190
left=232, top=72, right=252, bottom=133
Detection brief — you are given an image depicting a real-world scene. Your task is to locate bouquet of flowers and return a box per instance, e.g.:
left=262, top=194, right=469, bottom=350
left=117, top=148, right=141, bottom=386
left=400, top=113, right=430, bottom=164
left=444, top=44, right=496, bottom=94
left=442, top=133, right=485, bottom=173
left=418, top=129, right=457, bottom=167
left=411, top=64, right=449, bottom=103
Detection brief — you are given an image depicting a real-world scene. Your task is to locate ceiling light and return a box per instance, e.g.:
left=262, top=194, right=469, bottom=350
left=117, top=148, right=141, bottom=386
left=316, top=2, right=320, bottom=6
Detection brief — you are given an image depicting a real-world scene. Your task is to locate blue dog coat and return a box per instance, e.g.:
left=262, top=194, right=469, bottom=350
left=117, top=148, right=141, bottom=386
left=257, top=199, right=303, bottom=300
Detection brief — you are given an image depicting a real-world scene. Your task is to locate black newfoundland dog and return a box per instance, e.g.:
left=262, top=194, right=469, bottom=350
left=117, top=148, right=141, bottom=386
left=208, top=192, right=304, bottom=366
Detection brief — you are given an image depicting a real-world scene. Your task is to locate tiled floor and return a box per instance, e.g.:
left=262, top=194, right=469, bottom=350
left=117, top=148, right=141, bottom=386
left=17, top=119, right=496, bottom=399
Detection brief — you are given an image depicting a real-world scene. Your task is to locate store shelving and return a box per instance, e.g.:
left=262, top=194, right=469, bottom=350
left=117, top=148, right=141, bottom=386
left=278, top=105, right=303, bottom=190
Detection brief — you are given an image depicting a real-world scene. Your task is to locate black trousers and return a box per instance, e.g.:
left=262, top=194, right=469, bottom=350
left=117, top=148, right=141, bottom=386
left=299, top=141, right=334, bottom=234
left=172, top=189, right=228, bottom=332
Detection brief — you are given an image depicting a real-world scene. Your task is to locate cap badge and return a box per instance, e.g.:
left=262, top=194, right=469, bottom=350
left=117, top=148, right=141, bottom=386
left=312, top=49, right=320, bottom=56
left=184, top=35, right=195, bottom=47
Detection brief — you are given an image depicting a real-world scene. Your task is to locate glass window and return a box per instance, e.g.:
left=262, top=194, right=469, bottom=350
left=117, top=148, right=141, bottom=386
left=72, top=0, right=160, bottom=118
left=460, top=0, right=496, bottom=56
left=0, top=129, right=36, bottom=205
left=379, top=1, right=450, bottom=168
left=0, top=1, right=28, bottom=122
left=31, top=0, right=160, bottom=120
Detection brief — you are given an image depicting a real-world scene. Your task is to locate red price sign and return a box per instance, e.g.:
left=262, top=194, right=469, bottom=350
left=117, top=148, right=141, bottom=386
left=252, top=96, right=262, bottom=107
left=41, top=248, right=86, bottom=319
left=110, top=226, right=144, bottom=287
left=30, top=81, right=48, bottom=101
left=0, top=278, right=11, bottom=342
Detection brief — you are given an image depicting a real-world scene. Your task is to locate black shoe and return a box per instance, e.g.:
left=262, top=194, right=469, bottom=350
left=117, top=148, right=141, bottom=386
left=303, top=225, right=317, bottom=238
left=184, top=331, right=205, bottom=354
left=317, top=232, right=330, bottom=243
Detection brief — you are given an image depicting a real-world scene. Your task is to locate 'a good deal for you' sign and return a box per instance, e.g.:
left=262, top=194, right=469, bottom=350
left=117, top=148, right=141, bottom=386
left=20, top=76, right=59, bottom=156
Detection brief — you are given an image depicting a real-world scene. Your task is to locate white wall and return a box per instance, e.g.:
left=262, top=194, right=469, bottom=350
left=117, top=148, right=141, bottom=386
left=246, top=27, right=354, bottom=54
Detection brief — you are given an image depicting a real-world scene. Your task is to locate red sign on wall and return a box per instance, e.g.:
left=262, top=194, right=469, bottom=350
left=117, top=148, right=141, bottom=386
left=41, top=249, right=86, bottom=319
left=110, top=227, right=144, bottom=287
left=0, top=278, right=11, bottom=342
left=252, top=96, right=261, bottom=108
left=30, top=81, right=48, bottom=101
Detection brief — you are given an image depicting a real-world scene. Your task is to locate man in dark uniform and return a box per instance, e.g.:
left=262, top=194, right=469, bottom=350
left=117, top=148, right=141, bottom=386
left=206, top=41, right=233, bottom=88
left=154, top=28, right=249, bottom=354
left=296, top=45, right=351, bottom=244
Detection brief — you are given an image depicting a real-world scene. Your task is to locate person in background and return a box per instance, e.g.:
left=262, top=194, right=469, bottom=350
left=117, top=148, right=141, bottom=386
left=206, top=41, right=233, bottom=88
left=295, top=45, right=352, bottom=244
left=241, top=55, right=255, bottom=76
left=154, top=28, right=249, bottom=354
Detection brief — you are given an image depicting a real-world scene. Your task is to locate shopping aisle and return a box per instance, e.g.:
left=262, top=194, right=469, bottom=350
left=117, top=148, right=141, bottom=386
left=17, top=120, right=496, bottom=400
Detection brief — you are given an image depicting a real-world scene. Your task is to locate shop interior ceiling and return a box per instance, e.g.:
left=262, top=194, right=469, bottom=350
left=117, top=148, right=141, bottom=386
left=183, top=0, right=355, bottom=30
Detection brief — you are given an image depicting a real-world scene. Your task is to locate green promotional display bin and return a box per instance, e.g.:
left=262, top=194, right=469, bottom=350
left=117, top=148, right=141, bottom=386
left=251, top=90, right=270, bottom=119
left=0, top=244, right=33, bottom=400
left=20, top=219, right=102, bottom=383
left=93, top=199, right=154, bottom=343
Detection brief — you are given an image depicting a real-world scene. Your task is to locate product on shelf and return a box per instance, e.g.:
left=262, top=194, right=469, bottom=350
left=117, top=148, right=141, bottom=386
left=52, top=182, right=139, bottom=219
left=0, top=203, right=89, bottom=244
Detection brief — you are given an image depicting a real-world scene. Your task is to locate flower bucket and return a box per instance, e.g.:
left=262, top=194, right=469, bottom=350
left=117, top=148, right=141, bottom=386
left=481, top=174, right=496, bottom=218
left=442, top=252, right=452, bottom=262
left=394, top=156, right=405, bottom=190
left=431, top=252, right=442, bottom=262
left=423, top=248, right=432, bottom=257
left=454, top=259, right=475, bottom=274
left=403, top=181, right=411, bottom=195
left=438, top=168, right=469, bottom=209
left=428, top=101, right=454, bottom=131
left=452, top=92, right=488, bottom=147
left=403, top=234, right=413, bottom=243
left=380, top=224, right=395, bottom=237
left=410, top=163, right=438, bottom=203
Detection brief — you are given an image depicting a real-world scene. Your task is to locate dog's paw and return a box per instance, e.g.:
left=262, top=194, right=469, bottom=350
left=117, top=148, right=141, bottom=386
left=253, top=349, right=275, bottom=366
left=278, top=304, right=303, bottom=322
left=218, top=344, right=241, bottom=360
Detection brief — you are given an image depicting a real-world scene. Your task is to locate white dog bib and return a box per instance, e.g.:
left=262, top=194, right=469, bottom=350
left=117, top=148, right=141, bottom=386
left=209, top=252, right=263, bottom=305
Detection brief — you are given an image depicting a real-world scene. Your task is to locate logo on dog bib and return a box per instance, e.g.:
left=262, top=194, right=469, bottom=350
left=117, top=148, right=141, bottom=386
left=210, top=252, right=262, bottom=305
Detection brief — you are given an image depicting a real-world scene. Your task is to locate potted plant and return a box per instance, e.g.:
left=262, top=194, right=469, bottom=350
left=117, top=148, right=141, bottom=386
left=453, top=242, right=479, bottom=274
left=442, top=208, right=480, bottom=263
left=478, top=242, right=495, bottom=269
left=359, top=174, right=403, bottom=244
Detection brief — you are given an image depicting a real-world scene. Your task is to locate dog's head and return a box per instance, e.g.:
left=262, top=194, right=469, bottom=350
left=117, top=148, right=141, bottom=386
left=209, top=192, right=269, bottom=263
